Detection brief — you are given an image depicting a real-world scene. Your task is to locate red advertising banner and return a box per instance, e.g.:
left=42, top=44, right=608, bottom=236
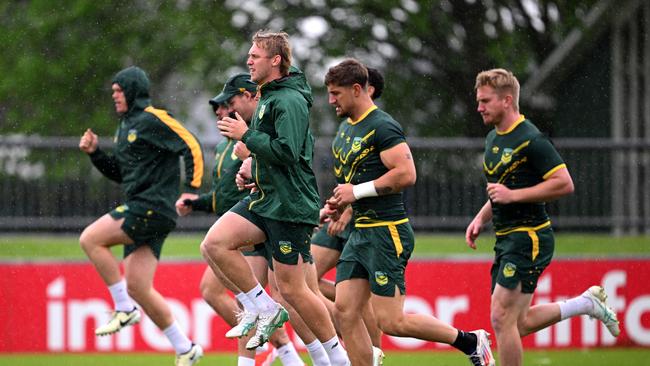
left=1, top=258, right=649, bottom=353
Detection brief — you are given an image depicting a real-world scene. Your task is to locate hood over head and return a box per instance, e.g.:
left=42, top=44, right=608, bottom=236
left=112, top=66, right=151, bottom=115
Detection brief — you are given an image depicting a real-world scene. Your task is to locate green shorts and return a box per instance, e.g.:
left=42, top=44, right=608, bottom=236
left=230, top=200, right=314, bottom=266
left=336, top=220, right=414, bottom=297
left=311, top=221, right=352, bottom=252
left=242, top=243, right=269, bottom=258
left=491, top=226, right=555, bottom=294
left=109, top=204, right=176, bottom=260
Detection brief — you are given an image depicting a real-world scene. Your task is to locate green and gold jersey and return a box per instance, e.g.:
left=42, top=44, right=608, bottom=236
left=332, top=106, right=407, bottom=225
left=483, top=115, right=566, bottom=233
left=192, top=138, right=247, bottom=215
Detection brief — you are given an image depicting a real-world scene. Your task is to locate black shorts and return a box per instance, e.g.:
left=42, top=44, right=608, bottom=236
left=109, top=204, right=175, bottom=260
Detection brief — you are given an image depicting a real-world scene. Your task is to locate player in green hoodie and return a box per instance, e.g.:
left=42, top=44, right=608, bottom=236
left=79, top=66, right=203, bottom=366
left=202, top=31, right=349, bottom=366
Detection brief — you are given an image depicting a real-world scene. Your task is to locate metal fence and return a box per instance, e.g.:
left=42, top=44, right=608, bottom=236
left=1, top=135, right=648, bottom=234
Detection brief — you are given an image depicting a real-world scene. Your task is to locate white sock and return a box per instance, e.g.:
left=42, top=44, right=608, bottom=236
left=305, top=339, right=332, bottom=366
left=108, top=279, right=135, bottom=312
left=322, top=336, right=349, bottom=366
left=277, top=342, right=304, bottom=366
left=235, top=292, right=258, bottom=313
left=162, top=321, right=193, bottom=355
left=245, top=283, right=277, bottom=313
left=237, top=356, right=255, bottom=366
left=559, top=295, right=593, bottom=320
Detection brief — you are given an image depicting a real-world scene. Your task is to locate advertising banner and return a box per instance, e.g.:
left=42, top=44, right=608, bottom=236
left=1, top=258, right=648, bottom=352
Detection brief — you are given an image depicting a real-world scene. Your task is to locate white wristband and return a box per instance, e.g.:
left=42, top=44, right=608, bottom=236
left=352, top=181, right=378, bottom=200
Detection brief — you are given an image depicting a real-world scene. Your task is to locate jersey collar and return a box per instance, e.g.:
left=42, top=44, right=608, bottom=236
left=497, top=114, right=525, bottom=135
left=347, top=105, right=378, bottom=125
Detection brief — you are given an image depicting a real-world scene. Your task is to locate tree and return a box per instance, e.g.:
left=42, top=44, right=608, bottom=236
left=0, top=0, right=599, bottom=137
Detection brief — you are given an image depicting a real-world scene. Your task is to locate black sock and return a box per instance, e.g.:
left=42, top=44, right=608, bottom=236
left=451, top=330, right=477, bottom=355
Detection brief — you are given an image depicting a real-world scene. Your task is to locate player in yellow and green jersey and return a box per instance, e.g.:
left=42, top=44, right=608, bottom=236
left=466, top=68, right=620, bottom=366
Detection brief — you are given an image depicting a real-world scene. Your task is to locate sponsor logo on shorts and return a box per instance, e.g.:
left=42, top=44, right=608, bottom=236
left=279, top=241, right=292, bottom=255
left=375, top=271, right=388, bottom=286
left=127, top=129, right=138, bottom=143
left=503, top=262, right=517, bottom=278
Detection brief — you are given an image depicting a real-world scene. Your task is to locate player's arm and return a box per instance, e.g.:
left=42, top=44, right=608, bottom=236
left=240, top=100, right=308, bottom=165
left=80, top=128, right=122, bottom=183
left=487, top=166, right=574, bottom=205
left=149, top=114, right=204, bottom=193
left=465, top=200, right=493, bottom=249
left=334, top=142, right=416, bottom=206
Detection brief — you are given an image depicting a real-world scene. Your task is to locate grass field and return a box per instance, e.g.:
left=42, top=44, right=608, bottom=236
left=1, top=232, right=649, bottom=260
left=1, top=233, right=649, bottom=364
left=2, top=348, right=650, bottom=366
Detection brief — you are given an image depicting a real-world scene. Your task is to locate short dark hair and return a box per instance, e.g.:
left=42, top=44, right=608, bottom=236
left=324, top=59, right=368, bottom=88
left=367, top=67, right=384, bottom=100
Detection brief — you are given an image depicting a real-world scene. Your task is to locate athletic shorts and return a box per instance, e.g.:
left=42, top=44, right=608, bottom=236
left=230, top=200, right=314, bottom=266
left=311, top=221, right=352, bottom=252
left=109, top=204, right=176, bottom=260
left=491, top=226, right=555, bottom=294
left=336, top=220, right=414, bottom=297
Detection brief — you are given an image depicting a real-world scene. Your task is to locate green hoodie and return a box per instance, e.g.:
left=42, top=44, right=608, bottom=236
left=192, top=137, right=246, bottom=215
left=241, top=66, right=320, bottom=225
left=89, top=66, right=204, bottom=221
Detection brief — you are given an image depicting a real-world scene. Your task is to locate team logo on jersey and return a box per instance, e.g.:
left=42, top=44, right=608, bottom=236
left=127, top=129, right=138, bottom=143
left=492, top=146, right=499, bottom=154
left=501, top=148, right=513, bottom=164
left=115, top=204, right=129, bottom=213
left=258, top=104, right=267, bottom=119
left=231, top=150, right=238, bottom=160
left=374, top=271, right=389, bottom=286
left=503, top=262, right=517, bottom=278
left=351, top=137, right=363, bottom=153
left=279, top=241, right=292, bottom=255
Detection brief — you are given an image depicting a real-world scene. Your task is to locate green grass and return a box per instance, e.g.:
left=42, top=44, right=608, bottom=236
left=2, top=349, right=650, bottom=365
left=0, top=233, right=648, bottom=260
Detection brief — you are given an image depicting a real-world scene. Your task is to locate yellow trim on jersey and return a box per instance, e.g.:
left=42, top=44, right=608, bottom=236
left=347, top=105, right=378, bottom=125
left=484, top=140, right=530, bottom=176
left=496, top=114, right=526, bottom=135
left=217, top=139, right=233, bottom=179
left=543, top=163, right=567, bottom=180
left=388, top=224, right=404, bottom=258
left=145, top=106, right=204, bottom=188
left=355, top=218, right=409, bottom=228
left=495, top=220, right=551, bottom=236
left=528, top=230, right=539, bottom=261
left=248, top=156, right=265, bottom=210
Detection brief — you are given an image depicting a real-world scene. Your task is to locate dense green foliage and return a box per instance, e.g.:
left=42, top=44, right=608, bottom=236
left=1, top=0, right=598, bottom=137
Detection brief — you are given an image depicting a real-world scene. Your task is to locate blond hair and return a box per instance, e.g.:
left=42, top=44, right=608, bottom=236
left=475, top=68, right=520, bottom=111
left=252, top=30, right=292, bottom=76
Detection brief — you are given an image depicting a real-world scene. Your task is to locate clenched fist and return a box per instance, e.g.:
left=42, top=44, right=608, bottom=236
left=79, top=128, right=98, bottom=154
